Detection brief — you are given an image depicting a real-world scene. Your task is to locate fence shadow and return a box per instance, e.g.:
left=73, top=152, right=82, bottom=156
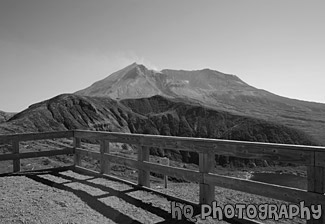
left=24, top=169, right=195, bottom=224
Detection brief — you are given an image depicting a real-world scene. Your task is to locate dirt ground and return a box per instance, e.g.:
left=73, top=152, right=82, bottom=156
left=0, top=170, right=231, bottom=224
left=0, top=140, right=310, bottom=224
left=0, top=169, right=307, bottom=224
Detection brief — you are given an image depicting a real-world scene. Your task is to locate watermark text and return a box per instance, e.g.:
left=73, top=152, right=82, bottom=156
left=170, top=201, right=322, bottom=222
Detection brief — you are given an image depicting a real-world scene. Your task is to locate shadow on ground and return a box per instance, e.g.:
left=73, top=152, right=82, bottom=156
left=14, top=168, right=196, bottom=224
left=2, top=167, right=264, bottom=223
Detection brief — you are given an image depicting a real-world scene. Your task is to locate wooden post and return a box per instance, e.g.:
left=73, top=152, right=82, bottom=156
left=199, top=152, right=215, bottom=205
left=12, top=140, right=20, bottom=172
left=161, top=157, right=169, bottom=188
left=100, top=140, right=110, bottom=174
left=138, top=146, right=150, bottom=187
left=307, top=165, right=325, bottom=224
left=73, top=137, right=81, bottom=167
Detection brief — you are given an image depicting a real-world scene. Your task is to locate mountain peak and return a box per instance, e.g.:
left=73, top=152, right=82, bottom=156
left=75, top=62, right=164, bottom=98
left=123, top=62, right=144, bottom=70
left=129, top=62, right=148, bottom=68
left=129, top=62, right=142, bottom=67
left=76, top=63, right=257, bottom=102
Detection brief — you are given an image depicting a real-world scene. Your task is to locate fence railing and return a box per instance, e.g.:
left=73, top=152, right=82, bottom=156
left=0, top=129, right=324, bottom=224
left=0, top=131, right=74, bottom=172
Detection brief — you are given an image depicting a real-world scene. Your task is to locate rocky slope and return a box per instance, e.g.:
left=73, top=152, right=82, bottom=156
left=120, top=95, right=319, bottom=165
left=0, top=110, right=15, bottom=123
left=2, top=94, right=148, bottom=134
left=75, top=63, right=166, bottom=99
left=0, top=94, right=318, bottom=166
left=76, top=63, right=325, bottom=145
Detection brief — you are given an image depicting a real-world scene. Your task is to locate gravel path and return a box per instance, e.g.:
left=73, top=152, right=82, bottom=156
left=0, top=169, right=305, bottom=224
left=0, top=170, right=230, bottom=224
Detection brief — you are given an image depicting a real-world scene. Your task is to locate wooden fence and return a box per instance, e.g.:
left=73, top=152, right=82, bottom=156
left=0, top=130, right=324, bottom=224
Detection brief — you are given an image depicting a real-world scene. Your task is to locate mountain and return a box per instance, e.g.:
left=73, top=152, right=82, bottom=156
left=0, top=110, right=15, bottom=123
left=0, top=94, right=319, bottom=166
left=75, top=63, right=167, bottom=99
left=76, top=63, right=325, bottom=145
left=2, top=94, right=142, bottom=134
left=75, top=62, right=253, bottom=100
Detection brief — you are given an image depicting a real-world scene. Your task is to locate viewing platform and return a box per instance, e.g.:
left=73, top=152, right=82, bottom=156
left=0, top=130, right=324, bottom=224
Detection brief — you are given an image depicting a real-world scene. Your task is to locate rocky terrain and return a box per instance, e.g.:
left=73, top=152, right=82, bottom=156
left=0, top=63, right=322, bottom=167
left=0, top=68, right=319, bottom=223
left=76, top=63, right=325, bottom=145
left=0, top=94, right=318, bottom=167
left=0, top=110, right=15, bottom=123
left=0, top=169, right=304, bottom=224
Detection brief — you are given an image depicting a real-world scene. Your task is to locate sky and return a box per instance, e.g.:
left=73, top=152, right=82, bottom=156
left=0, top=0, right=324, bottom=112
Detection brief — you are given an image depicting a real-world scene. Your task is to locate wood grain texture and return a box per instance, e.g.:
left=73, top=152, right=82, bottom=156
left=12, top=140, right=20, bottom=172
left=205, top=173, right=325, bottom=206
left=105, top=154, right=201, bottom=183
left=0, top=131, right=73, bottom=143
left=73, top=137, right=81, bottom=167
left=0, top=147, right=74, bottom=161
left=315, top=151, right=325, bottom=167
left=75, top=148, right=101, bottom=160
left=77, top=148, right=325, bottom=207
left=138, top=146, right=150, bottom=187
left=199, top=152, right=215, bottom=204
left=100, top=140, right=110, bottom=174
left=1, top=130, right=325, bottom=224
left=307, top=166, right=325, bottom=224
left=74, top=130, right=324, bottom=166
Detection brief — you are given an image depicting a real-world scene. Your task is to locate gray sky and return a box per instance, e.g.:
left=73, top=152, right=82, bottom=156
left=0, top=0, right=324, bottom=112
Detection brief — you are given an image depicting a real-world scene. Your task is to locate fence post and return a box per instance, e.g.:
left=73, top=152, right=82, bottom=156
left=73, top=137, right=81, bottom=167
left=100, top=140, right=110, bottom=174
left=12, top=140, right=20, bottom=172
left=162, top=157, right=169, bottom=188
left=307, top=165, right=325, bottom=224
left=138, top=146, right=150, bottom=187
left=199, top=152, right=215, bottom=205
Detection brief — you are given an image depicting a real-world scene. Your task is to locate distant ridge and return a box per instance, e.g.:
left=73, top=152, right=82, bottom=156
left=0, top=110, right=15, bottom=123
left=76, top=62, right=257, bottom=100
left=0, top=94, right=319, bottom=165
left=76, top=63, right=325, bottom=145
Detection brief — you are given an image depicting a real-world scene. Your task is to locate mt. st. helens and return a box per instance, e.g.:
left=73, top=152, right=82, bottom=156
left=75, top=62, right=256, bottom=101
left=0, top=94, right=318, bottom=166
left=76, top=63, right=325, bottom=145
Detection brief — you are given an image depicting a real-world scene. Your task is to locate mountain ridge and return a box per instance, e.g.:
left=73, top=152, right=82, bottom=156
left=0, top=94, right=319, bottom=165
left=0, top=110, right=15, bottom=123
left=76, top=63, right=325, bottom=145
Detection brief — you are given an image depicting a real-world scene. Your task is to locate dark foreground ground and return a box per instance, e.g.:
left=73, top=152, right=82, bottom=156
left=0, top=168, right=306, bottom=224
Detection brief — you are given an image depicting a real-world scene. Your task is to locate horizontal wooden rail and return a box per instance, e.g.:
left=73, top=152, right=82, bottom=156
left=0, top=147, right=74, bottom=161
left=0, top=131, right=74, bottom=173
left=75, top=148, right=325, bottom=206
left=205, top=173, right=325, bottom=205
left=0, top=131, right=74, bottom=143
left=75, top=130, right=325, bottom=224
left=75, top=148, right=201, bottom=183
left=75, top=130, right=325, bottom=166
left=1, top=130, right=325, bottom=223
left=75, top=148, right=101, bottom=160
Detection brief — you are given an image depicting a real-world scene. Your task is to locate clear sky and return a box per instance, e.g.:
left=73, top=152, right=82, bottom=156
left=0, top=0, right=324, bottom=112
